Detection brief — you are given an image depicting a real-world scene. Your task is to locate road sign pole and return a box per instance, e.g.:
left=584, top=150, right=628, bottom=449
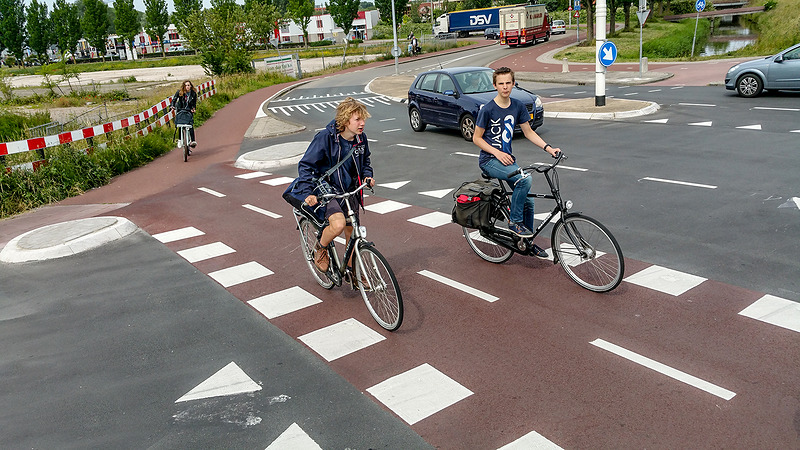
left=691, top=12, right=700, bottom=58
left=391, top=0, right=399, bottom=75
left=595, top=0, right=606, bottom=106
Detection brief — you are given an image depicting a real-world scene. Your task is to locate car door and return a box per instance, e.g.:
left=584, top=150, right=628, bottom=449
left=435, top=74, right=459, bottom=127
left=767, top=46, right=800, bottom=90
left=415, top=73, right=440, bottom=124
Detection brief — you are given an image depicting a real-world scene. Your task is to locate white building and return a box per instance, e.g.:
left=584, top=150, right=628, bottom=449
left=279, top=10, right=380, bottom=44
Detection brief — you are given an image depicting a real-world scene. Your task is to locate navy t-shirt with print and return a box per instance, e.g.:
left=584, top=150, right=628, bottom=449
left=475, top=98, right=529, bottom=167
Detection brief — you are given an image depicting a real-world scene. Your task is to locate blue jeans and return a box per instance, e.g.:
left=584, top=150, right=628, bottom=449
left=480, top=158, right=534, bottom=230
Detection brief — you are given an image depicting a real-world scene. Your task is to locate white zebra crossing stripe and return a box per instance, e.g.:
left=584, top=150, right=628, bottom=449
left=177, top=242, right=236, bottom=263
left=739, top=294, right=800, bottom=333
left=408, top=211, right=453, bottom=228
left=624, top=265, right=706, bottom=296
left=248, top=286, right=323, bottom=319
left=153, top=226, right=205, bottom=243
left=298, top=318, right=386, bottom=361
left=208, top=261, right=273, bottom=287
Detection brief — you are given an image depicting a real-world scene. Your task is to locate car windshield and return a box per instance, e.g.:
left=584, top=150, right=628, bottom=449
left=455, top=70, right=494, bottom=94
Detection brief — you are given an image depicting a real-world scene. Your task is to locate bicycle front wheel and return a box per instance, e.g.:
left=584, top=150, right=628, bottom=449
left=552, top=214, right=624, bottom=292
left=356, top=245, right=403, bottom=331
left=299, top=218, right=333, bottom=289
left=182, top=129, right=189, bottom=162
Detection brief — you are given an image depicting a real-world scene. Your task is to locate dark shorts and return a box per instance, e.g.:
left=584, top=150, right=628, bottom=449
left=325, top=195, right=359, bottom=224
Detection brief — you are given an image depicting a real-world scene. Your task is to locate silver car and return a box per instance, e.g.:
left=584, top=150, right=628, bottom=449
left=725, top=43, right=800, bottom=97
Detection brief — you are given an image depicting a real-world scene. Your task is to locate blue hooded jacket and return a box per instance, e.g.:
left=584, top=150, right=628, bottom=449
left=291, top=119, right=373, bottom=204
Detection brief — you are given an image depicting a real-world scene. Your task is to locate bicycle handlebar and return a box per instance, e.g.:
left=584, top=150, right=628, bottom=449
left=505, top=151, right=566, bottom=178
left=312, top=179, right=373, bottom=212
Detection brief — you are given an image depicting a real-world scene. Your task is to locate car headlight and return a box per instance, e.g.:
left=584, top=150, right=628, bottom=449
left=535, top=97, right=542, bottom=108
left=728, top=64, right=739, bottom=73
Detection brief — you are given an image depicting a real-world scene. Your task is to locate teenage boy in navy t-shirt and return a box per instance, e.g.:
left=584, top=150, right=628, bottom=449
left=473, top=67, right=561, bottom=258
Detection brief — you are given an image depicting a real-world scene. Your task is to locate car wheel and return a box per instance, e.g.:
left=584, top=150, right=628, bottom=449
left=409, top=107, right=426, bottom=132
left=736, top=74, right=763, bottom=98
left=460, top=113, right=475, bottom=141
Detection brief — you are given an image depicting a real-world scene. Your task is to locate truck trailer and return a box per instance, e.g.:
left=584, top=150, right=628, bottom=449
left=433, top=6, right=503, bottom=38
left=499, top=4, right=550, bottom=47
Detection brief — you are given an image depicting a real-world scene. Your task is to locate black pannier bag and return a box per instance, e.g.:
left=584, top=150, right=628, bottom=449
left=451, top=179, right=501, bottom=229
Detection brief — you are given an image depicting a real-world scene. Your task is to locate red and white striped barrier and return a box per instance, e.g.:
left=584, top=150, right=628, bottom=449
left=1, top=80, right=216, bottom=170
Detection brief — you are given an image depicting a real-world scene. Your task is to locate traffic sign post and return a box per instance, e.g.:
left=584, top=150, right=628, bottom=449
left=595, top=0, right=609, bottom=106
left=636, top=0, right=650, bottom=78
left=691, top=0, right=705, bottom=58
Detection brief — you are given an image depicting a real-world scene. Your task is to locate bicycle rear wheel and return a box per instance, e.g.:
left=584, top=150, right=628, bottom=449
left=299, top=218, right=333, bottom=289
left=356, top=245, right=403, bottom=331
left=552, top=214, right=624, bottom=292
left=463, top=227, right=513, bottom=263
left=183, top=129, right=189, bottom=162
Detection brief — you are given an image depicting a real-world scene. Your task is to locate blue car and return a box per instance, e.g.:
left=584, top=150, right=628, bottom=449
left=724, top=43, right=800, bottom=97
left=407, top=67, right=544, bottom=141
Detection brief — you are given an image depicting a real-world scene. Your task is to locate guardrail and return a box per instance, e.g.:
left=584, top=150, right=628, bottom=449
left=1, top=79, right=216, bottom=172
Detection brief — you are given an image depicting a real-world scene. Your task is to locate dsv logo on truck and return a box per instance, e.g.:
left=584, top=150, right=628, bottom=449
left=470, top=14, right=493, bottom=25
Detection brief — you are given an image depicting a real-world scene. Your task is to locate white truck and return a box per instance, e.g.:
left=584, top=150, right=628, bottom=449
left=499, top=4, right=550, bottom=47
left=433, top=6, right=503, bottom=38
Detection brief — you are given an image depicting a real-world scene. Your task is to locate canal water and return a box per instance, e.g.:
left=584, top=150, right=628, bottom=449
left=701, top=16, right=758, bottom=56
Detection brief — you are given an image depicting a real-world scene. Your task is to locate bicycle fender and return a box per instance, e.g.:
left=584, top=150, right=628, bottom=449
left=549, top=212, right=584, bottom=265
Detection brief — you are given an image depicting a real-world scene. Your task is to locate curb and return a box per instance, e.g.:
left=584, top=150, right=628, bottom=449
left=0, top=217, right=138, bottom=263
left=544, top=101, right=660, bottom=119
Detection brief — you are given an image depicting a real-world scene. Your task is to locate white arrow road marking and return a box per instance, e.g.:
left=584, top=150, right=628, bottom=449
left=266, top=423, right=322, bottom=450
left=175, top=362, right=261, bottom=403
left=377, top=180, right=411, bottom=190
left=419, top=188, right=453, bottom=198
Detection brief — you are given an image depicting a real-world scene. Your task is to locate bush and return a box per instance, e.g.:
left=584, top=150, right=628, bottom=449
left=0, top=110, right=54, bottom=141
left=641, top=18, right=710, bottom=58
left=309, top=40, right=333, bottom=47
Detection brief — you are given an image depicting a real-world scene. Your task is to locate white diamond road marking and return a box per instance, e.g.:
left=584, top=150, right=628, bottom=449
left=366, top=363, right=474, bottom=425
left=365, top=200, right=411, bottom=214
left=266, top=423, right=322, bottom=450
left=242, top=203, right=282, bottom=219
left=248, top=286, right=322, bottom=319
left=739, top=294, right=800, bottom=333
left=198, top=187, right=226, bottom=197
left=498, top=430, right=563, bottom=449
left=419, top=188, right=453, bottom=198
left=298, top=318, right=386, bottom=362
left=152, top=226, right=204, bottom=243
left=208, top=261, right=273, bottom=287
left=175, top=361, right=261, bottom=403
left=177, top=242, right=236, bottom=263
left=261, top=176, right=295, bottom=186
left=235, top=171, right=271, bottom=179
left=408, top=211, right=453, bottom=228
left=378, top=180, right=411, bottom=190
left=624, top=265, right=706, bottom=296
left=418, top=269, right=499, bottom=302
left=590, top=339, right=736, bottom=400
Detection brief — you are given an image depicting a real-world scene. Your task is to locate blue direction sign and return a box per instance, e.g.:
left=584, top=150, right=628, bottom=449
left=598, top=41, right=617, bottom=67
left=695, top=0, right=705, bottom=12
left=574, top=0, right=581, bottom=11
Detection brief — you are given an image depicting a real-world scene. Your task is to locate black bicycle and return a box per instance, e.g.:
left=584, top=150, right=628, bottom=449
left=293, top=180, right=403, bottom=331
left=173, top=109, right=193, bottom=162
left=462, top=152, right=625, bottom=292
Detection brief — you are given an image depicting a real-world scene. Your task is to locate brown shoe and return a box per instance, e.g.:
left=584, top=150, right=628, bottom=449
left=314, top=246, right=329, bottom=272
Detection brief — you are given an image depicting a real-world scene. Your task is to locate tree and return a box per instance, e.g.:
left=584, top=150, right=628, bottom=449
left=82, top=0, right=110, bottom=61
left=288, top=0, right=314, bottom=48
left=244, top=0, right=282, bottom=50
left=144, top=0, right=169, bottom=57
left=52, top=0, right=82, bottom=62
left=0, top=0, right=27, bottom=66
left=327, top=0, right=359, bottom=65
left=182, top=4, right=254, bottom=75
left=27, top=0, right=51, bottom=64
left=114, top=0, right=139, bottom=59
left=172, top=0, right=202, bottom=32
left=374, top=0, right=408, bottom=26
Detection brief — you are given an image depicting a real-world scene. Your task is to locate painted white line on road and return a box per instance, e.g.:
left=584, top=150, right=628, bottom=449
left=178, top=242, right=236, bottom=263
left=550, top=93, right=564, bottom=97
left=739, top=294, right=800, bottom=333
left=312, top=104, right=325, bottom=112
left=248, top=286, right=322, bottom=319
left=368, top=138, right=378, bottom=142
left=736, top=124, right=762, bottom=130
left=648, top=89, right=662, bottom=92
left=379, top=117, right=396, bottom=122
left=453, top=151, right=479, bottom=158
left=641, top=177, right=717, bottom=189
left=153, top=226, right=205, bottom=243
left=679, top=102, right=716, bottom=107
left=260, top=176, right=294, bottom=186
left=198, top=187, right=226, bottom=197
left=175, top=361, right=261, bottom=403
left=791, top=129, right=800, bottom=133
left=367, top=363, right=473, bottom=425
left=298, top=318, right=385, bottom=361
left=267, top=423, right=321, bottom=450
left=535, top=162, right=587, bottom=172
left=644, top=118, right=669, bottom=124
left=418, top=269, right=498, bottom=302
left=365, top=200, right=411, bottom=214
left=378, top=180, right=410, bottom=189
left=243, top=204, right=282, bottom=219
left=499, top=430, right=563, bottom=449
left=408, top=211, right=452, bottom=228
left=624, top=92, right=639, bottom=96
left=624, top=265, right=706, bottom=296
left=396, top=143, right=426, bottom=149
left=235, top=171, right=271, bottom=179
left=419, top=188, right=453, bottom=198
left=670, top=86, right=685, bottom=89
left=382, top=128, right=402, bottom=133
left=753, top=106, right=800, bottom=112
left=590, top=338, right=736, bottom=400
left=373, top=96, right=392, bottom=105
left=688, top=121, right=713, bottom=127
left=209, top=261, right=273, bottom=287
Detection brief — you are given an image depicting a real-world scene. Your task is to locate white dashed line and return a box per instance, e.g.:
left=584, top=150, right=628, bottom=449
left=688, top=121, right=713, bottom=127
left=235, top=171, right=271, bottom=179
left=753, top=106, right=799, bottom=112
left=153, top=226, right=205, bottom=243
left=590, top=338, right=736, bottom=400
left=641, top=177, right=717, bottom=189
left=208, top=261, right=273, bottom=287
left=382, top=128, right=402, bottom=133
left=396, top=143, right=426, bottom=149
left=178, top=242, right=236, bottom=263
left=198, top=187, right=226, bottom=197
left=418, top=269, right=499, bottom=302
left=243, top=204, right=282, bottom=219
left=736, top=124, right=762, bottom=130
left=678, top=103, right=716, bottom=107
